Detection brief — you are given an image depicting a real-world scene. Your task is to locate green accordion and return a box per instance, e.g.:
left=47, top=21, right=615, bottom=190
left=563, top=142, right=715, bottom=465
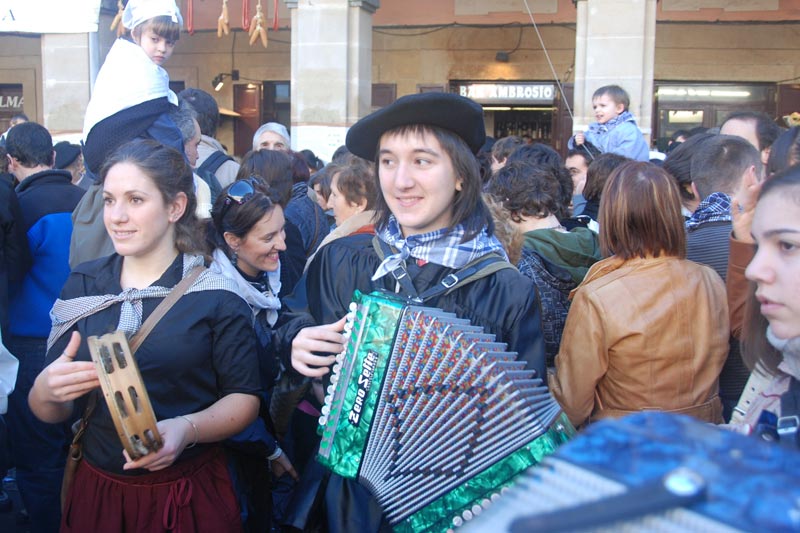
left=317, top=290, right=573, bottom=533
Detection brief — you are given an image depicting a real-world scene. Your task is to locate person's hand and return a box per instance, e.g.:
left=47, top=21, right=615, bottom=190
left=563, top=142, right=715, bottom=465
left=574, top=132, right=585, bottom=146
left=572, top=175, right=586, bottom=197
left=291, top=317, right=347, bottom=377
left=35, top=331, right=99, bottom=403
left=270, top=451, right=299, bottom=481
left=122, top=416, right=193, bottom=472
left=731, top=166, right=762, bottom=243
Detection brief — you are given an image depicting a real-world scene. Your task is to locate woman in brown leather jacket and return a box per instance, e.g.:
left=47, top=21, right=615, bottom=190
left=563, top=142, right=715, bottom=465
left=550, top=161, right=729, bottom=427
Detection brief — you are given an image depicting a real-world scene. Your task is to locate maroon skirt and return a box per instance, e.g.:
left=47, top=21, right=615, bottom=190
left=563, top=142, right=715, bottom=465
left=61, top=447, right=243, bottom=533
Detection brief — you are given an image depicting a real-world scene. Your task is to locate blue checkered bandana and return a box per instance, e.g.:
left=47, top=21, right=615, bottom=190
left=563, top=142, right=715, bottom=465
left=372, top=216, right=508, bottom=281
left=686, top=192, right=732, bottom=232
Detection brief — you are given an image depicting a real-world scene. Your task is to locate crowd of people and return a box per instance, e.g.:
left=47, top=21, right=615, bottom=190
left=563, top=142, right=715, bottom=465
left=1, top=0, right=799, bottom=531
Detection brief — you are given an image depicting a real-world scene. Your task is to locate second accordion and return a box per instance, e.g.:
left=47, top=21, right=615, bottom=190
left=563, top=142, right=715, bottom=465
left=317, top=290, right=573, bottom=533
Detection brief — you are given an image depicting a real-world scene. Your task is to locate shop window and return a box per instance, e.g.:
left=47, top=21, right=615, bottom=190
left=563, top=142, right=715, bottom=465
left=0, top=84, right=25, bottom=132
left=653, top=82, right=776, bottom=151
left=418, top=84, right=446, bottom=94
left=372, top=84, right=396, bottom=110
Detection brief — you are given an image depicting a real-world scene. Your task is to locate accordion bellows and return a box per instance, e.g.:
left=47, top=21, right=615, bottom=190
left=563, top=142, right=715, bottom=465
left=318, top=291, right=572, bottom=532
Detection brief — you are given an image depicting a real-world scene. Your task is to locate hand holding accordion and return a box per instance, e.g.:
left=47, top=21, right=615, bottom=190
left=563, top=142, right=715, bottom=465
left=317, top=291, right=573, bottom=533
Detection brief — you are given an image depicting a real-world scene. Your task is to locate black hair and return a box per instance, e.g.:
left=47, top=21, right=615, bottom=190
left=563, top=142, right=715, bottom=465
left=238, top=149, right=293, bottom=208
left=331, top=145, right=351, bottom=163
left=289, top=151, right=311, bottom=185
left=721, top=111, right=782, bottom=152
left=506, top=143, right=572, bottom=218
left=207, top=179, right=278, bottom=258
left=766, top=126, right=800, bottom=176
left=178, top=88, right=220, bottom=138
left=373, top=124, right=493, bottom=240
left=662, top=132, right=716, bottom=202
left=584, top=153, right=630, bottom=203
left=6, top=122, right=53, bottom=168
left=300, top=149, right=324, bottom=171
left=487, top=160, right=562, bottom=222
left=690, top=135, right=762, bottom=200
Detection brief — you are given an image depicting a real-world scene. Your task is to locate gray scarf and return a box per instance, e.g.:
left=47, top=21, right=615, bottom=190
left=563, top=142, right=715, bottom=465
left=767, top=326, right=800, bottom=381
left=47, top=254, right=239, bottom=351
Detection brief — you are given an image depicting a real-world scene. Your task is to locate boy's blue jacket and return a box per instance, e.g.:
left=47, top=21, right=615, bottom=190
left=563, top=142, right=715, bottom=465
left=10, top=169, right=85, bottom=338
left=570, top=110, right=650, bottom=162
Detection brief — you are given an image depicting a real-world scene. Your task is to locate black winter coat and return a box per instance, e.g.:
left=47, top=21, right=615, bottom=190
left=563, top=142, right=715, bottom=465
left=277, top=231, right=546, bottom=533
left=0, top=173, right=30, bottom=337
left=277, top=231, right=546, bottom=381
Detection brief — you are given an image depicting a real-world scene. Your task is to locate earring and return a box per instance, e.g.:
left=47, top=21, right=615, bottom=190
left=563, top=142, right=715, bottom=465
left=231, top=249, right=238, bottom=266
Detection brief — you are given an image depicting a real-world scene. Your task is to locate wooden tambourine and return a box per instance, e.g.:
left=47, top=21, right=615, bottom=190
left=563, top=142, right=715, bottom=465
left=87, top=331, right=163, bottom=459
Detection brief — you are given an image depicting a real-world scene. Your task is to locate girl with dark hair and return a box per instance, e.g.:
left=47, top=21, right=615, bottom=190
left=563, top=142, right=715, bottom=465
left=487, top=160, right=601, bottom=364
left=277, top=92, right=546, bottom=531
left=237, top=149, right=319, bottom=295
left=28, top=139, right=260, bottom=532
left=766, top=126, right=800, bottom=177
left=727, top=165, right=800, bottom=441
left=550, top=161, right=729, bottom=428
left=207, top=178, right=299, bottom=531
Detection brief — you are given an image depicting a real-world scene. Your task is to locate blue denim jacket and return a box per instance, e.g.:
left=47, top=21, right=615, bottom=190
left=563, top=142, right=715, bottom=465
left=570, top=111, right=650, bottom=162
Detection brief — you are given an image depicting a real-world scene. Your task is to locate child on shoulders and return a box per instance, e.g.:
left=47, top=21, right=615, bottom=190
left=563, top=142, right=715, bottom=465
left=82, top=0, right=185, bottom=177
left=569, top=85, right=650, bottom=162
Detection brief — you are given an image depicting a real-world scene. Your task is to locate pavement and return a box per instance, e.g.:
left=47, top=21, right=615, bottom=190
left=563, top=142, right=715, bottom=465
left=0, top=473, right=32, bottom=533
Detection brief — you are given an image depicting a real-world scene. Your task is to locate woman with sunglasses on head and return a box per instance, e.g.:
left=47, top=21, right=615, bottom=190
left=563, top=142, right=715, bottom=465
left=237, top=149, right=310, bottom=297
left=276, top=93, right=546, bottom=531
left=206, top=177, right=299, bottom=530
left=28, top=139, right=260, bottom=532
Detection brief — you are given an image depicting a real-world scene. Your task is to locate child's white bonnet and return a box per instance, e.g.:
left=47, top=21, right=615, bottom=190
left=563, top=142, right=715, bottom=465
left=122, top=0, right=184, bottom=31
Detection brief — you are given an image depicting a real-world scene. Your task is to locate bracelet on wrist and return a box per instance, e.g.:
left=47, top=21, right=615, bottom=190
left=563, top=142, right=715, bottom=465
left=267, top=447, right=283, bottom=461
left=178, top=415, right=199, bottom=449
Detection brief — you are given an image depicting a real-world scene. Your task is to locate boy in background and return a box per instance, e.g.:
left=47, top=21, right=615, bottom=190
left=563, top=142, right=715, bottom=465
left=570, top=85, right=649, bottom=162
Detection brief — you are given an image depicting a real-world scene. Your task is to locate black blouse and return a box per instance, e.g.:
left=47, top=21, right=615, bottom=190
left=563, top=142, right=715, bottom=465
left=46, top=254, right=261, bottom=475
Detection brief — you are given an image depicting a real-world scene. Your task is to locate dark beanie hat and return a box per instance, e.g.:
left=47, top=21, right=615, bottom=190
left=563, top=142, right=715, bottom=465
left=345, top=92, right=486, bottom=160
left=53, top=141, right=81, bottom=169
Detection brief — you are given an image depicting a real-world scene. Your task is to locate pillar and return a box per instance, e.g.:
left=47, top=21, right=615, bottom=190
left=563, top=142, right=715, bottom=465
left=285, top=0, right=378, bottom=161
left=573, top=0, right=656, bottom=146
left=40, top=33, right=92, bottom=138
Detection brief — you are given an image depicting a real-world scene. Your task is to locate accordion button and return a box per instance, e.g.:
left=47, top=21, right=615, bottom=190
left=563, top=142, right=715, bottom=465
left=349, top=302, right=358, bottom=312
left=471, top=504, right=482, bottom=516
left=319, top=415, right=327, bottom=425
left=321, top=404, right=330, bottom=415
left=452, top=516, right=463, bottom=527
left=462, top=510, right=473, bottom=521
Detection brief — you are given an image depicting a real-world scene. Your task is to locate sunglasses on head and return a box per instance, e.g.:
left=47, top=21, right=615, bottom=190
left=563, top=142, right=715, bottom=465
left=219, top=177, right=262, bottom=219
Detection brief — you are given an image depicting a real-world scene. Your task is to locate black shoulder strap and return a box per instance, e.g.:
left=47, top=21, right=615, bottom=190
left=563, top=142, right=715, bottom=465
left=197, top=150, right=233, bottom=176
left=371, top=235, right=514, bottom=302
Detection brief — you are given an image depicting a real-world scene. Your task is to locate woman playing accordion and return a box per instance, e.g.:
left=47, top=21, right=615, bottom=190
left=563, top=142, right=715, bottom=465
left=277, top=92, right=554, bottom=532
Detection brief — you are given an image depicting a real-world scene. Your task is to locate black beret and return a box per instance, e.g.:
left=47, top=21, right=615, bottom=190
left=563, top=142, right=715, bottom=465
left=345, top=92, right=486, bottom=160
left=53, top=141, right=81, bottom=169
